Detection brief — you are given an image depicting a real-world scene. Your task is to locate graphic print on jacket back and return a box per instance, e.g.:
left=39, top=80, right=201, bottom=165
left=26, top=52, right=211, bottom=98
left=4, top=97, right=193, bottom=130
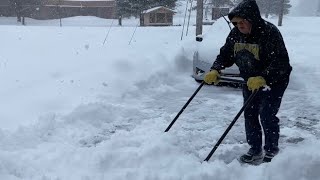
left=233, top=42, right=262, bottom=78
left=234, top=42, right=260, bottom=60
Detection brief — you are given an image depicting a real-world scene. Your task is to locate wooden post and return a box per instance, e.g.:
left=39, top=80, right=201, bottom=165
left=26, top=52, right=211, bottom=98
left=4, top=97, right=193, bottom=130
left=118, top=15, right=122, bottom=26
left=181, top=0, right=189, bottom=40
left=59, top=0, right=62, bottom=27
left=317, top=0, right=320, bottom=16
left=196, top=0, right=203, bottom=36
left=278, top=0, right=285, bottom=26
left=186, top=0, right=194, bottom=36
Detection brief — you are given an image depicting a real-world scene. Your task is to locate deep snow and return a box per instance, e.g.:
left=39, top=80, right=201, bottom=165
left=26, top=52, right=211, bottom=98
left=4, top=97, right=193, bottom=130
left=0, top=7, right=320, bottom=180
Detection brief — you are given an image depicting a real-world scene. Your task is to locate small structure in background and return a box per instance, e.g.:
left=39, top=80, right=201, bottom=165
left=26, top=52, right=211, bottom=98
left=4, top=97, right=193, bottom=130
left=140, top=6, right=175, bottom=26
left=212, top=7, right=230, bottom=20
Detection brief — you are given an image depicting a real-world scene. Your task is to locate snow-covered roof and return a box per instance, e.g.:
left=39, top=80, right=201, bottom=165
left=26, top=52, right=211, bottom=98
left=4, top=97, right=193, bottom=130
left=142, top=6, right=176, bottom=14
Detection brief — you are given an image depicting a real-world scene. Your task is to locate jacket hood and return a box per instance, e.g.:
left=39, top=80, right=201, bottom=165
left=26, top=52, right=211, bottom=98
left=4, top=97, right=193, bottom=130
left=228, top=0, right=263, bottom=26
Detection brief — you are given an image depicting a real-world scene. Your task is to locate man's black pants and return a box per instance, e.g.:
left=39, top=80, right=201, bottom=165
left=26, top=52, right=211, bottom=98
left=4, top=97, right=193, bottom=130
left=242, top=79, right=289, bottom=154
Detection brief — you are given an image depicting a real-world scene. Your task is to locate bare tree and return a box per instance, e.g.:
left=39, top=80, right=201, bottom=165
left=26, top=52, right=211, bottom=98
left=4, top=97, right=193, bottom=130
left=10, top=0, right=42, bottom=24
left=196, top=0, right=203, bottom=35
left=10, top=0, right=22, bottom=22
left=317, top=0, right=320, bottom=16
left=278, top=0, right=285, bottom=26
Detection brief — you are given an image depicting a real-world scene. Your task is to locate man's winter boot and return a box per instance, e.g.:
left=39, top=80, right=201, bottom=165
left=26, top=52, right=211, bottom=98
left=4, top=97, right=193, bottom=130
left=239, top=148, right=263, bottom=164
left=263, top=150, right=279, bottom=163
left=263, top=148, right=279, bottom=163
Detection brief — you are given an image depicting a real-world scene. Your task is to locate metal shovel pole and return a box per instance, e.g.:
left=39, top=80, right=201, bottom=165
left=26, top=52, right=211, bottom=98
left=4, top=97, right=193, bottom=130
left=164, top=81, right=205, bottom=132
left=204, top=89, right=259, bottom=162
left=219, top=77, right=246, bottom=85
left=164, top=77, right=246, bottom=132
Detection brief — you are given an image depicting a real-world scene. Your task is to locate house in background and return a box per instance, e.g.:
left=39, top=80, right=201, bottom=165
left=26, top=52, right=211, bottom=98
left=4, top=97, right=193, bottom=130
left=140, top=6, right=175, bottom=26
left=40, top=0, right=116, bottom=19
left=0, top=0, right=116, bottom=19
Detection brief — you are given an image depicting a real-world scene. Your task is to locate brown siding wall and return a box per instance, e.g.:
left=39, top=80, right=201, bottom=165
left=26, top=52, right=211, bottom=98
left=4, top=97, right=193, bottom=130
left=44, top=0, right=115, bottom=7
left=35, top=6, right=115, bottom=19
left=0, top=0, right=116, bottom=19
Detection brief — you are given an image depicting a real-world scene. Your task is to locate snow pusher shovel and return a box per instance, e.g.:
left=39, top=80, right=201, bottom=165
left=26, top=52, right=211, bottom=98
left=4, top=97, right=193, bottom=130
left=164, top=76, right=246, bottom=132
left=204, top=90, right=259, bottom=162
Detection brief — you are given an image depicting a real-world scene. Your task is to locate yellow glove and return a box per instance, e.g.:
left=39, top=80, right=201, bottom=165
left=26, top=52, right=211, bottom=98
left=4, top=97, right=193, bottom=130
left=247, top=76, right=266, bottom=91
left=204, top=70, right=220, bottom=85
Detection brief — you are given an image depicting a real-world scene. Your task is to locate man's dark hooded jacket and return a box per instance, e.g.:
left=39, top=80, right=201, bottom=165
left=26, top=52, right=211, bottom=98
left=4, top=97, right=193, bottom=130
left=211, top=0, right=292, bottom=85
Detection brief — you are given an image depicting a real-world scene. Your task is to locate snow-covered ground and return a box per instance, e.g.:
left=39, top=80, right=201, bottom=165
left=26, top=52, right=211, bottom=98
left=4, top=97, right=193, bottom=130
left=0, top=13, right=320, bottom=180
